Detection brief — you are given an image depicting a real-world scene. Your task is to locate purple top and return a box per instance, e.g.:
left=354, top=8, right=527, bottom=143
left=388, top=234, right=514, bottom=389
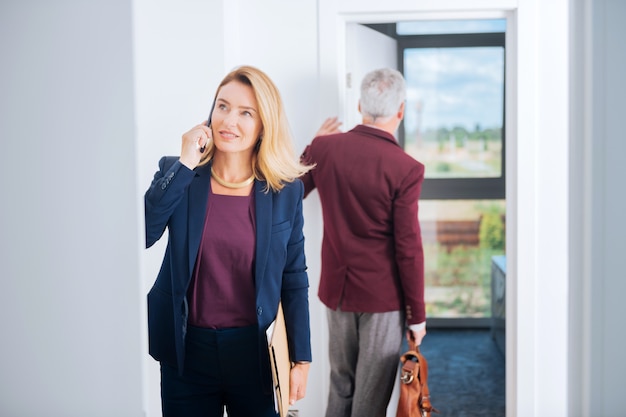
left=187, top=187, right=257, bottom=329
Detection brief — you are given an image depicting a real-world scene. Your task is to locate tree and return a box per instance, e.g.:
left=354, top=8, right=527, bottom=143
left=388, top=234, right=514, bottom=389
left=479, top=211, right=505, bottom=250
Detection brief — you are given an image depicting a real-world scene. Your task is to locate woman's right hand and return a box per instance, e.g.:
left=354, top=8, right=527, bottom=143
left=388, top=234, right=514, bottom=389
left=179, top=122, right=212, bottom=169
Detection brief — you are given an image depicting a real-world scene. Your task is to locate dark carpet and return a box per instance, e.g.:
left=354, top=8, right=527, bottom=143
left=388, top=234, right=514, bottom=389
left=417, top=328, right=505, bottom=417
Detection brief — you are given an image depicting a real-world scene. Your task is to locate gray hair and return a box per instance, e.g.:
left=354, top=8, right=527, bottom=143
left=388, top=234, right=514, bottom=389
left=359, top=68, right=406, bottom=120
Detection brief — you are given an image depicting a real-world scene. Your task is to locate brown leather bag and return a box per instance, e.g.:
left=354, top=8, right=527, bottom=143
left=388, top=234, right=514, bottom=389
left=396, top=335, right=439, bottom=417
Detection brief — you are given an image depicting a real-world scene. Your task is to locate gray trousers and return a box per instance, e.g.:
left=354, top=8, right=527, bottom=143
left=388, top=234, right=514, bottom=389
left=325, top=307, right=404, bottom=417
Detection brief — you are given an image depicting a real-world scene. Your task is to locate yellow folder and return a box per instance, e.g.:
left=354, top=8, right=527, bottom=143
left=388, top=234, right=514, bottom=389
left=268, top=302, right=290, bottom=417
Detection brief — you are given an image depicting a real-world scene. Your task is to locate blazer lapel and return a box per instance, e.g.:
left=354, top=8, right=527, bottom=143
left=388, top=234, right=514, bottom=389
left=254, top=181, right=272, bottom=291
left=187, top=162, right=212, bottom=274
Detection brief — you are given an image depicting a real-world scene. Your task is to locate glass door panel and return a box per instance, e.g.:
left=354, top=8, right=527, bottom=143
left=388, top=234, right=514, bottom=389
left=399, top=31, right=506, bottom=319
left=420, top=200, right=505, bottom=318
left=403, top=46, right=505, bottom=179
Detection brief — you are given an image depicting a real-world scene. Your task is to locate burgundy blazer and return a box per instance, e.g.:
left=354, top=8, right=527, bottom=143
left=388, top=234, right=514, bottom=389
left=301, top=124, right=426, bottom=325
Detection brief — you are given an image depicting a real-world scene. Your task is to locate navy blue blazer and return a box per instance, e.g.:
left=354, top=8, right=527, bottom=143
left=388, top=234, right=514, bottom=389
left=144, top=156, right=312, bottom=386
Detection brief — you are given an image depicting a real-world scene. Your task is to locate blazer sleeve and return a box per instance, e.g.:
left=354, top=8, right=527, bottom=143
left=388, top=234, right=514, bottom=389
left=299, top=144, right=316, bottom=198
left=393, top=163, right=426, bottom=325
left=144, top=156, right=196, bottom=248
left=280, top=180, right=312, bottom=362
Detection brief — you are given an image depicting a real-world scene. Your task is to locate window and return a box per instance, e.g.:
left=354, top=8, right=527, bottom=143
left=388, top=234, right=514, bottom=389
left=367, top=20, right=507, bottom=321
left=399, top=29, right=505, bottom=200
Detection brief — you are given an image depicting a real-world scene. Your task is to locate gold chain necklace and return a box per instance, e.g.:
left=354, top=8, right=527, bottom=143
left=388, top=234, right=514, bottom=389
left=210, top=167, right=255, bottom=189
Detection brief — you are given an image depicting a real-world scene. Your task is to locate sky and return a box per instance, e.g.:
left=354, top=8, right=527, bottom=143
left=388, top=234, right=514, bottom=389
left=404, top=46, right=505, bottom=133
left=398, top=19, right=506, bottom=133
left=397, top=19, right=506, bottom=36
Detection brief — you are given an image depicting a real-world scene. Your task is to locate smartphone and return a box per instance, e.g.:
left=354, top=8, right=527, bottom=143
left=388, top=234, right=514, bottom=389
left=200, top=99, right=216, bottom=153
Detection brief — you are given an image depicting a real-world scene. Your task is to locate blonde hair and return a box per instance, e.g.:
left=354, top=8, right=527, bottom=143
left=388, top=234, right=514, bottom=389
left=199, top=65, right=313, bottom=192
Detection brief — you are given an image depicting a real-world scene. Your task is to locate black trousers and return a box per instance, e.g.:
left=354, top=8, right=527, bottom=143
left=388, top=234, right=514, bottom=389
left=160, top=324, right=277, bottom=417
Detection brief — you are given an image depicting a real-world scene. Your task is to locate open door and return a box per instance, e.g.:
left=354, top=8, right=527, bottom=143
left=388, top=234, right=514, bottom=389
left=344, top=23, right=398, bottom=130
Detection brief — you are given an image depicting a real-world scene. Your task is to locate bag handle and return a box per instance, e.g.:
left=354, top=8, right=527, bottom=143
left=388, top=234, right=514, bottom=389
left=405, top=333, right=439, bottom=415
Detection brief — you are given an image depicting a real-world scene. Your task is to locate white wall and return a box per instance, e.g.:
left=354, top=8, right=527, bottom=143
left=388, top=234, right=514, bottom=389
left=1, top=0, right=624, bottom=416
left=583, top=0, right=626, bottom=415
left=0, top=1, right=143, bottom=416
left=516, top=1, right=570, bottom=414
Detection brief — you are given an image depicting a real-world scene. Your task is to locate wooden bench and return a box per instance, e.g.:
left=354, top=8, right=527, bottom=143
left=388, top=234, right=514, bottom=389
left=420, top=220, right=481, bottom=247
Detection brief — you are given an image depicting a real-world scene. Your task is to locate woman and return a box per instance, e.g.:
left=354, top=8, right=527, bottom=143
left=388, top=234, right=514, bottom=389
left=144, top=65, right=313, bottom=417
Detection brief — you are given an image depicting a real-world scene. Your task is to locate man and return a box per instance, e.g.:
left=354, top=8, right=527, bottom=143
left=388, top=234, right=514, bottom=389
left=301, top=67, right=426, bottom=417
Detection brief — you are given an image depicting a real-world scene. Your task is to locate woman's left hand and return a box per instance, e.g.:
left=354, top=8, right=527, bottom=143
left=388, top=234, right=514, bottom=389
left=289, top=362, right=310, bottom=405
